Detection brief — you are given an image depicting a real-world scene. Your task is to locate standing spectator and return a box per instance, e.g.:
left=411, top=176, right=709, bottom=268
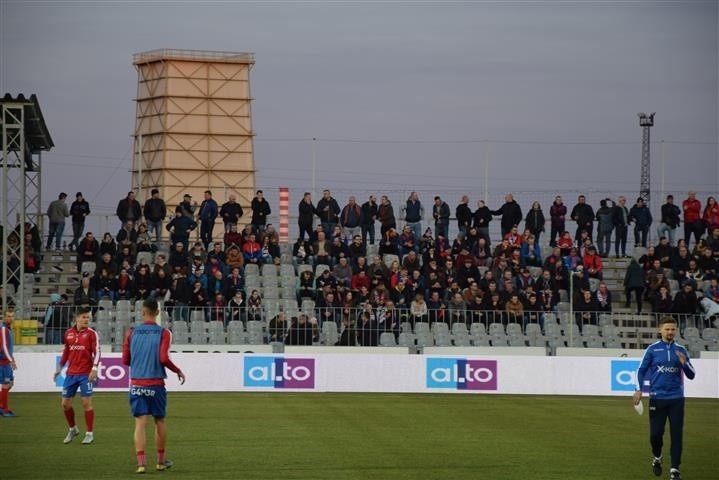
left=524, top=201, right=545, bottom=245
left=74, top=276, right=96, bottom=306
left=250, top=190, right=271, bottom=235
left=165, top=211, right=197, bottom=250
left=595, top=199, right=615, bottom=258
left=624, top=258, right=646, bottom=314
left=316, top=189, right=340, bottom=234
left=432, top=196, right=450, bottom=240
left=360, top=195, right=378, bottom=246
left=682, top=191, right=703, bottom=247
left=219, top=194, right=243, bottom=234
left=143, top=189, right=167, bottom=242
left=612, top=196, right=630, bottom=258
left=377, top=195, right=396, bottom=236
left=46, top=192, right=70, bottom=251
left=570, top=194, right=595, bottom=243
left=340, top=196, right=362, bottom=243
left=549, top=195, right=567, bottom=247
left=68, top=192, right=90, bottom=250
left=491, top=193, right=523, bottom=238
left=297, top=192, right=316, bottom=241
left=629, top=197, right=653, bottom=248
left=702, top=196, right=719, bottom=234
left=657, top=194, right=681, bottom=246
left=198, top=190, right=218, bottom=249
left=472, top=199, right=492, bottom=243
left=401, top=192, right=424, bottom=242
left=455, top=195, right=472, bottom=236
left=175, top=193, right=197, bottom=218
left=115, top=191, right=142, bottom=226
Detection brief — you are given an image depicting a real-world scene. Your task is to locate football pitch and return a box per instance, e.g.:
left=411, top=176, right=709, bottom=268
left=3, top=393, right=718, bottom=480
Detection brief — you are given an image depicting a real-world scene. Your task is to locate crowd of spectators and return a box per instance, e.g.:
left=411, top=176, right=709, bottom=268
left=3, top=187, right=719, bottom=344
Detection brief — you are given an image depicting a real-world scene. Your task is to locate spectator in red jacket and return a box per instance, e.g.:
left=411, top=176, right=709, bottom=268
left=582, top=246, right=603, bottom=280
left=682, top=191, right=703, bottom=247
left=242, top=234, right=261, bottom=265
left=702, top=196, right=719, bottom=234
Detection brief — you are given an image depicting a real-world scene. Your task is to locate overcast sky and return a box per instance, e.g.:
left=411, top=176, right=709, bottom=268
left=1, top=0, right=717, bottom=219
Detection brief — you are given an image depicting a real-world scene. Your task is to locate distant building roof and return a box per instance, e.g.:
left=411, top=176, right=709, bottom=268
left=133, top=49, right=254, bottom=65
left=1, top=93, right=54, bottom=153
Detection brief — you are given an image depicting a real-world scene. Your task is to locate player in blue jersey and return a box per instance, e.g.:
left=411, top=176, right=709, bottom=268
left=122, top=298, right=185, bottom=474
left=634, top=316, right=696, bottom=480
left=0, top=309, right=17, bottom=417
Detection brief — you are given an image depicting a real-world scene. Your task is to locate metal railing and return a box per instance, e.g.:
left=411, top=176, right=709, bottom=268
left=37, top=305, right=718, bottom=354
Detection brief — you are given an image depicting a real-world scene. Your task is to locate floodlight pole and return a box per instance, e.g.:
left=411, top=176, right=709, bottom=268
left=311, top=137, right=317, bottom=200
left=569, top=271, right=574, bottom=348
left=638, top=113, right=655, bottom=208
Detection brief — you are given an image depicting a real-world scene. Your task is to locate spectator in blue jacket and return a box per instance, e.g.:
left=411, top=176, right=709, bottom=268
left=629, top=197, right=653, bottom=248
left=199, top=190, right=218, bottom=249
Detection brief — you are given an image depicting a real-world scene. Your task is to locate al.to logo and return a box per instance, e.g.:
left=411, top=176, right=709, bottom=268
left=243, top=357, right=315, bottom=389
left=426, top=358, right=498, bottom=391
left=611, top=360, right=649, bottom=392
left=55, top=355, right=130, bottom=389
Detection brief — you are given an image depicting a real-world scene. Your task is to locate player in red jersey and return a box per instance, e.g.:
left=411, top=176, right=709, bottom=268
left=53, top=307, right=100, bottom=444
left=0, top=309, right=17, bottom=417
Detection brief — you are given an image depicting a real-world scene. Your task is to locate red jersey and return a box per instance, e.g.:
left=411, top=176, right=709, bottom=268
left=703, top=203, right=719, bottom=229
left=60, top=326, right=100, bottom=376
left=683, top=198, right=701, bottom=223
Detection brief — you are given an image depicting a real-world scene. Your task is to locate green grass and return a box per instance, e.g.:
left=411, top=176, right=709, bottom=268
left=3, top=393, right=718, bottom=479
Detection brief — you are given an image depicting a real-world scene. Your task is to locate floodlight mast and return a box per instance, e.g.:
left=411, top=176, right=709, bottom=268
left=638, top=112, right=655, bottom=209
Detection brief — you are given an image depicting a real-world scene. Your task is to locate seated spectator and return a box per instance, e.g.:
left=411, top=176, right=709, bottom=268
left=652, top=285, right=674, bottom=313
left=410, top=293, right=428, bottom=324
left=227, top=290, right=245, bottom=324
left=168, top=242, right=188, bottom=273
left=188, top=256, right=208, bottom=291
left=223, top=267, right=245, bottom=299
left=246, top=289, right=262, bottom=321
left=286, top=314, right=317, bottom=346
left=224, top=223, right=244, bottom=250
left=332, top=256, right=353, bottom=288
left=524, top=294, right=543, bottom=328
left=209, top=293, right=226, bottom=324
left=350, top=269, right=370, bottom=293
left=377, top=300, right=400, bottom=338
left=582, top=246, right=603, bottom=279
left=563, top=247, right=582, bottom=272
left=313, top=231, right=332, bottom=266
left=189, top=281, right=208, bottom=313
left=329, top=236, right=350, bottom=265
left=446, top=292, right=467, bottom=326
left=704, top=276, right=719, bottom=303
left=24, top=242, right=41, bottom=273
left=402, top=250, right=422, bottom=276
left=207, top=242, right=227, bottom=265
left=133, top=264, right=155, bottom=300
left=574, top=289, right=598, bottom=328
left=116, top=268, right=134, bottom=300
left=595, top=282, right=612, bottom=312
left=115, top=245, right=135, bottom=269
left=225, top=244, right=244, bottom=270
left=696, top=248, right=717, bottom=278
left=378, top=228, right=399, bottom=257
left=116, top=220, right=138, bottom=253
left=356, top=310, right=378, bottom=346
left=684, top=259, right=704, bottom=285
left=207, top=269, right=225, bottom=298
left=94, top=268, right=117, bottom=302
left=243, top=234, right=262, bottom=265
left=557, top=231, right=574, bottom=256
left=293, top=237, right=314, bottom=266
left=76, top=232, right=99, bottom=272
left=153, top=267, right=171, bottom=301
left=398, top=226, right=418, bottom=257
left=74, top=275, right=96, bottom=306
left=317, top=290, right=340, bottom=326
left=672, top=281, right=700, bottom=324
left=136, top=223, right=156, bottom=253
left=99, top=232, right=117, bottom=258
left=520, top=235, right=542, bottom=267
left=297, top=270, right=315, bottom=301
left=505, top=294, right=524, bottom=325
left=268, top=312, right=287, bottom=343
left=153, top=253, right=171, bottom=278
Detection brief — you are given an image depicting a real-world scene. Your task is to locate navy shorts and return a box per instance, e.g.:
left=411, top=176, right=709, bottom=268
left=62, top=374, right=95, bottom=398
left=129, top=385, right=167, bottom=418
left=0, top=364, right=13, bottom=384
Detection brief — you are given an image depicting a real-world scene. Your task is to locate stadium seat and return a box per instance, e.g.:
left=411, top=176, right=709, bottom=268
left=280, top=276, right=296, bottom=289
left=400, top=322, right=414, bottom=334
left=116, top=300, right=132, bottom=312
left=585, top=336, right=604, bottom=348
left=508, top=335, right=526, bottom=347
left=547, top=337, right=566, bottom=349
left=297, top=264, right=313, bottom=276
left=280, top=264, right=296, bottom=277
left=280, top=286, right=296, bottom=300
left=321, top=321, right=339, bottom=346
left=94, top=319, right=112, bottom=342
left=81, top=261, right=96, bottom=275
left=397, top=332, right=415, bottom=347
left=488, top=323, right=505, bottom=336
left=262, top=286, right=279, bottom=299
left=207, top=321, right=226, bottom=345
left=598, top=314, right=613, bottom=327
left=379, top=332, right=397, bottom=347
left=246, top=320, right=265, bottom=345
left=506, top=323, right=522, bottom=337
left=382, top=254, right=399, bottom=268
left=262, top=264, right=278, bottom=277
left=115, top=310, right=132, bottom=323
left=451, top=323, right=468, bottom=335
left=97, top=299, right=114, bottom=312
left=543, top=312, right=558, bottom=326
left=415, top=332, right=434, bottom=347
left=314, top=264, right=330, bottom=277
left=453, top=333, right=472, bottom=346
left=171, top=320, right=188, bottom=334
left=469, top=323, right=486, bottom=336
left=301, top=299, right=316, bottom=314
left=490, top=335, right=509, bottom=347
left=603, top=336, right=621, bottom=348
left=431, top=322, right=450, bottom=336
left=244, top=264, right=259, bottom=276
left=588, top=278, right=600, bottom=292
left=136, top=252, right=153, bottom=266
left=471, top=333, right=490, bottom=347
left=414, top=322, right=430, bottom=335
left=261, top=274, right=278, bottom=287
left=683, top=327, right=700, bottom=340
left=582, top=325, right=600, bottom=338
left=95, top=309, right=113, bottom=322
left=557, top=290, right=569, bottom=303
left=702, top=328, right=718, bottom=341
left=190, top=320, right=208, bottom=344
left=190, top=310, right=206, bottom=323
left=227, top=321, right=247, bottom=344
left=434, top=333, right=452, bottom=347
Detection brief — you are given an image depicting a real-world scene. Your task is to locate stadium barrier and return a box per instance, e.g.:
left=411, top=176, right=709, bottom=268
left=12, top=352, right=719, bottom=398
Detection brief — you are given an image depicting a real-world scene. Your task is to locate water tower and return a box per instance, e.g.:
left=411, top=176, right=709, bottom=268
left=132, top=49, right=256, bottom=220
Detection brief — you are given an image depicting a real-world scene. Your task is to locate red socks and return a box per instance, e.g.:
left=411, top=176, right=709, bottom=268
left=137, top=451, right=146, bottom=466
left=84, top=409, right=94, bottom=432
left=157, top=449, right=165, bottom=464
left=0, top=388, right=8, bottom=411
left=64, top=407, right=76, bottom=428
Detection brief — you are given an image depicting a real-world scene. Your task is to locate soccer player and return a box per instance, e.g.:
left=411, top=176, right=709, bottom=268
left=122, top=298, right=186, bottom=474
left=0, top=309, right=17, bottom=417
left=634, top=316, right=696, bottom=480
left=53, top=307, right=100, bottom=444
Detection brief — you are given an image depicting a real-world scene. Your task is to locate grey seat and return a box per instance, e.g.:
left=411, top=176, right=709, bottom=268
left=397, top=332, right=415, bottom=347
left=453, top=333, right=471, bottom=346
left=97, top=299, right=114, bottom=312
left=488, top=323, right=505, bottom=336
left=136, top=252, right=153, bottom=266
left=227, top=321, right=247, bottom=344
left=321, top=321, right=339, bottom=345
left=416, top=332, right=434, bottom=347
left=116, top=300, right=132, bottom=312
left=431, top=322, right=450, bottom=336
left=471, top=334, right=490, bottom=347
left=190, top=320, right=208, bottom=344
left=434, top=333, right=452, bottom=347
left=190, top=310, right=206, bottom=323
left=379, top=332, right=397, bottom=347
left=508, top=335, right=526, bottom=347
left=506, top=323, right=523, bottom=337
left=414, top=322, right=431, bottom=335
left=451, top=323, right=468, bottom=335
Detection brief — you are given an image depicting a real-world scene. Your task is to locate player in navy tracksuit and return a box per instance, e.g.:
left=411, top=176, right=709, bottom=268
left=634, top=316, right=696, bottom=480
left=123, top=298, right=185, bottom=474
